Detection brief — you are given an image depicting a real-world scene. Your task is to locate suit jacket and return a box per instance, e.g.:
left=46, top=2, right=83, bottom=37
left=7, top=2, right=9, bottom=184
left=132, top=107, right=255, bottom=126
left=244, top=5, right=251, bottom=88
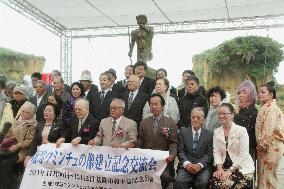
left=117, top=79, right=128, bottom=89
left=97, top=90, right=119, bottom=121
left=85, top=86, right=100, bottom=125
left=213, top=123, right=255, bottom=174
left=111, top=83, right=125, bottom=98
left=139, top=77, right=155, bottom=96
left=134, top=115, right=178, bottom=157
left=178, top=127, right=213, bottom=169
left=94, top=116, right=138, bottom=147
left=29, top=93, right=48, bottom=122
left=122, top=91, right=148, bottom=127
left=28, top=120, right=63, bottom=156
left=65, top=114, right=98, bottom=144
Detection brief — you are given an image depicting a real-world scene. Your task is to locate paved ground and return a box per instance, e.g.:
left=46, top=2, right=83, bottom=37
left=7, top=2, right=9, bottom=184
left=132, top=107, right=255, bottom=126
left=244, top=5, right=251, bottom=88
left=277, top=156, right=284, bottom=188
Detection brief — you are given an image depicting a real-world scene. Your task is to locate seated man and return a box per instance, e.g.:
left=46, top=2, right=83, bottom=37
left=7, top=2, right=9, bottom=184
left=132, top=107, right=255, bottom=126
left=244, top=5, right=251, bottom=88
left=88, top=98, right=137, bottom=147
left=175, top=107, right=213, bottom=189
left=56, top=99, right=98, bottom=147
left=131, top=94, right=178, bottom=189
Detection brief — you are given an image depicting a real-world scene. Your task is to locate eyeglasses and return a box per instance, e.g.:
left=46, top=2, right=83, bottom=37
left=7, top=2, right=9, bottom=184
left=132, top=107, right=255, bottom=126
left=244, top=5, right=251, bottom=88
left=110, top=106, right=123, bottom=110
left=217, top=112, right=232, bottom=116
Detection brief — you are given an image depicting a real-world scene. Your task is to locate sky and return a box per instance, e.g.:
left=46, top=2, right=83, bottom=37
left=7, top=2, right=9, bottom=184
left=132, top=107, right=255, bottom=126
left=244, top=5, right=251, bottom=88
left=1, top=2, right=284, bottom=87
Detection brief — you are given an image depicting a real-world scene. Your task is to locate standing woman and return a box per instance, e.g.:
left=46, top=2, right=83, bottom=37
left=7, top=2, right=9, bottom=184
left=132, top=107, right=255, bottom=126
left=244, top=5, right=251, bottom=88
left=205, top=86, right=227, bottom=131
left=210, top=103, right=254, bottom=189
left=62, top=82, right=85, bottom=130
left=234, top=80, right=258, bottom=161
left=143, top=78, right=180, bottom=123
left=256, top=81, right=284, bottom=189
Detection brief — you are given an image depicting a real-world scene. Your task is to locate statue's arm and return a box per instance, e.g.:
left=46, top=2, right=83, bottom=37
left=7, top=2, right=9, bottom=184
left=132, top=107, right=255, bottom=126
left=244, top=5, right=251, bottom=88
left=128, top=31, right=136, bottom=57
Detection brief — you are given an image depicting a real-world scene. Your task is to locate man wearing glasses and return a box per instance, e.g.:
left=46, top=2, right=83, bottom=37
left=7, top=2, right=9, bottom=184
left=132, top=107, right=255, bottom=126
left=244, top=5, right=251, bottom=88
left=88, top=98, right=137, bottom=148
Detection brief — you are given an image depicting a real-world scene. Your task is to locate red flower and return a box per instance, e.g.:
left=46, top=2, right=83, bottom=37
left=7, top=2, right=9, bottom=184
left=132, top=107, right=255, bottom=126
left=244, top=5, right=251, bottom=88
left=116, top=127, right=124, bottom=137
left=83, top=127, right=90, bottom=133
left=162, top=127, right=170, bottom=138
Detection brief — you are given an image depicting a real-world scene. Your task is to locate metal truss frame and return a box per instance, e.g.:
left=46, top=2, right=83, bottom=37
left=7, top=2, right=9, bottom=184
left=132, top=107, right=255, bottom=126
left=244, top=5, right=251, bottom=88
left=0, top=0, right=73, bottom=83
left=69, top=15, right=284, bottom=38
left=1, top=0, right=65, bottom=36
left=1, top=0, right=284, bottom=83
left=60, top=32, right=72, bottom=85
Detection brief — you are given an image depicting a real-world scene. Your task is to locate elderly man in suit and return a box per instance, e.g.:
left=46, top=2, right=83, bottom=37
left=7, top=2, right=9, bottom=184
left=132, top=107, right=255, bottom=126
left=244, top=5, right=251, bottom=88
left=52, top=76, right=70, bottom=107
left=130, top=94, right=178, bottom=189
left=175, top=107, right=213, bottom=189
left=56, top=98, right=98, bottom=147
left=88, top=98, right=137, bottom=148
left=122, top=75, right=148, bottom=127
left=96, top=72, right=119, bottom=122
left=29, top=80, right=48, bottom=122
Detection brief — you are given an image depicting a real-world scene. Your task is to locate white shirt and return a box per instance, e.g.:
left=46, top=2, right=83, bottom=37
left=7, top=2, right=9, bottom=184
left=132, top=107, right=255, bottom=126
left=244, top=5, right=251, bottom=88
left=139, top=77, right=144, bottom=85
left=37, top=93, right=45, bottom=107
left=100, top=88, right=111, bottom=96
left=129, top=88, right=139, bottom=100
left=111, top=116, right=123, bottom=130
left=85, top=88, right=90, bottom=96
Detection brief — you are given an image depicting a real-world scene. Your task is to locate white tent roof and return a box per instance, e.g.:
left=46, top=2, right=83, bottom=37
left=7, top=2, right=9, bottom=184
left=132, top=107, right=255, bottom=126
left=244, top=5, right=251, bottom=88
left=26, top=0, right=284, bottom=29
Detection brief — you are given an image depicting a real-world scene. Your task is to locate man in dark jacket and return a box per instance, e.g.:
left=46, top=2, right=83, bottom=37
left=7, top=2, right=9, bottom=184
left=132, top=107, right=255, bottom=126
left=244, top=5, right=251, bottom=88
left=134, top=61, right=155, bottom=96
left=178, top=76, right=208, bottom=128
left=56, top=99, right=98, bottom=146
left=122, top=75, right=148, bottom=127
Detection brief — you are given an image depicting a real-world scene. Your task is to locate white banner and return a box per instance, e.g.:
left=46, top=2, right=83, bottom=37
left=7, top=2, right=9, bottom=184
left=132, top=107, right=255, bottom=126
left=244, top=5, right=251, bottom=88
left=20, top=143, right=168, bottom=189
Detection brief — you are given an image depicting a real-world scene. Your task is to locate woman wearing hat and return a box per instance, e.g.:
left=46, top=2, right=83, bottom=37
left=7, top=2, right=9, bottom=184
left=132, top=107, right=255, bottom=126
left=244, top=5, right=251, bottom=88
left=0, top=102, right=37, bottom=189
left=0, top=86, right=30, bottom=134
left=234, top=80, right=258, bottom=162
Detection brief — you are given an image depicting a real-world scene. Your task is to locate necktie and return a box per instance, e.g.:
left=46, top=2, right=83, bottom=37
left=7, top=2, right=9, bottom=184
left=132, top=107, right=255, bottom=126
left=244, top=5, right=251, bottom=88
left=112, top=120, right=116, bottom=135
left=78, top=119, right=83, bottom=132
left=100, top=91, right=105, bottom=103
left=128, top=92, right=134, bottom=109
left=153, top=118, right=159, bottom=135
left=193, top=132, right=199, bottom=152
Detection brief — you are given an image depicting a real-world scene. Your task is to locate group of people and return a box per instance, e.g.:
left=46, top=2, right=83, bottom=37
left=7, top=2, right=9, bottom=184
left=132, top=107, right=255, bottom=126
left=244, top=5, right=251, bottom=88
left=0, top=60, right=283, bottom=189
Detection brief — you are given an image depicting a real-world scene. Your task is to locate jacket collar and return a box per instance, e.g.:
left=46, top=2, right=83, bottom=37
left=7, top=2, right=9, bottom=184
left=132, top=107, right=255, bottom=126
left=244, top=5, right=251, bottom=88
left=215, top=122, right=238, bottom=145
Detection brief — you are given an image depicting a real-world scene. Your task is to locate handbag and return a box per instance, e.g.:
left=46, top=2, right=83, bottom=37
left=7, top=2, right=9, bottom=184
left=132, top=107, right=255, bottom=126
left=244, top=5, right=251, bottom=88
left=0, top=137, right=18, bottom=151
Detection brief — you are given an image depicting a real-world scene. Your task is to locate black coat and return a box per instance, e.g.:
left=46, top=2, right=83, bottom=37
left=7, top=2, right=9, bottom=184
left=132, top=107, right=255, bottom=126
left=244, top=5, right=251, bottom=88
left=64, top=114, right=98, bottom=144
left=234, top=105, right=258, bottom=160
left=85, top=85, right=100, bottom=125
left=122, top=91, right=149, bottom=127
left=29, top=93, right=48, bottom=122
left=178, top=86, right=206, bottom=99
left=178, top=91, right=208, bottom=128
left=28, top=120, right=63, bottom=156
left=97, top=90, right=119, bottom=121
left=139, top=77, right=155, bottom=96
left=111, top=83, right=126, bottom=98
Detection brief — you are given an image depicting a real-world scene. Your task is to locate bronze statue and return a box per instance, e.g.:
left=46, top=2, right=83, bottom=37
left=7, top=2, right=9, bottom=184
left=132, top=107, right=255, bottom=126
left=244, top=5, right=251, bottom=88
left=128, top=15, right=154, bottom=63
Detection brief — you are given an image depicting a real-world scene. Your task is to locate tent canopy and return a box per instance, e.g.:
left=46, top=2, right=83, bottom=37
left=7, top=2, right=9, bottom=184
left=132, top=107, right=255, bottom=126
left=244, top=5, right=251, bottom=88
left=26, top=0, right=284, bottom=29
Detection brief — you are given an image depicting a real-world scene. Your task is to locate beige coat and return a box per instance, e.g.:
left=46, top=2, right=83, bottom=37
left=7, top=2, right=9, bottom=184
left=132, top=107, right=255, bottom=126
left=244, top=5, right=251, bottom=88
left=213, top=123, right=255, bottom=174
left=0, top=101, right=30, bottom=132
left=4, top=118, right=37, bottom=162
left=94, top=116, right=138, bottom=147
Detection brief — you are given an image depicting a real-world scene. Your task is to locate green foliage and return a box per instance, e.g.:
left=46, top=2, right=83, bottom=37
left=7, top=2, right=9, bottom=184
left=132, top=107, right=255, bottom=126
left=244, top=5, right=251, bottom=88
left=0, top=47, right=37, bottom=61
left=198, top=36, right=283, bottom=78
